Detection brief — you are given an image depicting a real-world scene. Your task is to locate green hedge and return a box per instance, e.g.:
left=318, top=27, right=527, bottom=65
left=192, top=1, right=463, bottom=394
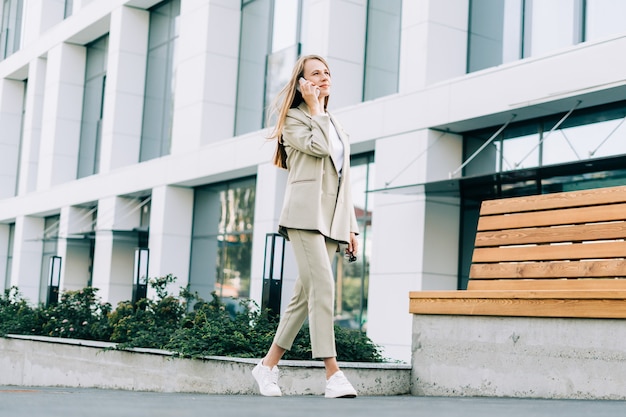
left=0, top=275, right=383, bottom=363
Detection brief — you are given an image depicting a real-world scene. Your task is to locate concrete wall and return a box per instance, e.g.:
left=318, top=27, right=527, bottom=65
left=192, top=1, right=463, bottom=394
left=411, top=314, right=626, bottom=400
left=0, top=335, right=410, bottom=396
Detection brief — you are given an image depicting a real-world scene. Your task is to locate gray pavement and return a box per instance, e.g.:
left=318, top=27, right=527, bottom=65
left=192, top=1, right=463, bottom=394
left=1, top=386, right=626, bottom=417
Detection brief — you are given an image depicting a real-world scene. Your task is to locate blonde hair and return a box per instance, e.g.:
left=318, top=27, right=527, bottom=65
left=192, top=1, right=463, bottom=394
left=267, top=55, right=331, bottom=168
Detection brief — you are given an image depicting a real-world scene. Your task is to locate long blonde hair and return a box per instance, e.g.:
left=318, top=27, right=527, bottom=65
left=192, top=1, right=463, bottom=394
left=267, top=55, right=331, bottom=169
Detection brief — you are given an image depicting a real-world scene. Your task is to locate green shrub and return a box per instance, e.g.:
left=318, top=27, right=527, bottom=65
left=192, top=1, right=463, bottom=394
left=166, top=292, right=383, bottom=362
left=0, top=287, right=39, bottom=336
left=0, top=275, right=384, bottom=362
left=108, top=274, right=185, bottom=349
left=37, top=287, right=112, bottom=341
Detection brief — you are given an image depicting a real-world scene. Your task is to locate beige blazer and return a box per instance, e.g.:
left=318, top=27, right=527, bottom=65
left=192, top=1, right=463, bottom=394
left=278, top=102, right=359, bottom=244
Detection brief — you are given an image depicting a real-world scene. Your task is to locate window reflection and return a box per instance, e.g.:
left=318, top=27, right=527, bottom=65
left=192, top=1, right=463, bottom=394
left=585, top=0, right=626, bottom=41
left=468, top=0, right=626, bottom=73
left=334, top=153, right=374, bottom=331
left=235, top=0, right=302, bottom=135
left=464, top=101, right=626, bottom=174
left=189, top=178, right=256, bottom=306
left=140, top=0, right=180, bottom=162
left=363, top=0, right=402, bottom=101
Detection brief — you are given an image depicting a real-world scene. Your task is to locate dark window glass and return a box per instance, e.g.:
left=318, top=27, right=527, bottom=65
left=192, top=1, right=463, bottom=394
left=0, top=0, right=24, bottom=60
left=78, top=35, right=108, bottom=178
left=363, top=0, right=402, bottom=101
left=140, top=0, right=180, bottom=162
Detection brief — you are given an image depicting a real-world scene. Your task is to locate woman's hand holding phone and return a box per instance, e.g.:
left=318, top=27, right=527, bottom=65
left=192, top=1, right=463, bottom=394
left=298, top=77, right=320, bottom=98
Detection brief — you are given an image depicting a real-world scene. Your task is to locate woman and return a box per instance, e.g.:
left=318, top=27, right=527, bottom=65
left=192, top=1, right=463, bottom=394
left=252, top=55, right=359, bottom=399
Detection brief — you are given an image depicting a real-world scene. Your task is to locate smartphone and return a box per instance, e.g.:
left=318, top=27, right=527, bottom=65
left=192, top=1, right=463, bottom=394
left=296, top=77, right=306, bottom=92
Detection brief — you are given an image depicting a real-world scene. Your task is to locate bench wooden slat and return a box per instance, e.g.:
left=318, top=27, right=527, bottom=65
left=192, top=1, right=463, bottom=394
left=475, top=222, right=626, bottom=247
left=479, top=185, right=626, bottom=215
left=472, top=241, right=626, bottom=263
left=477, top=203, right=626, bottom=231
left=409, top=290, right=626, bottom=299
left=468, top=278, right=626, bottom=290
left=409, top=296, right=626, bottom=318
left=469, top=259, right=626, bottom=279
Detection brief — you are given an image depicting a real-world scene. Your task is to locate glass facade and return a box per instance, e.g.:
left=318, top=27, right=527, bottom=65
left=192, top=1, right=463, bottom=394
left=586, top=0, right=626, bottom=41
left=468, top=0, right=626, bottom=72
left=363, top=0, right=402, bottom=101
left=40, top=215, right=60, bottom=303
left=77, top=35, right=108, bottom=179
left=140, top=0, right=180, bottom=162
left=189, top=177, right=256, bottom=307
left=64, top=0, right=73, bottom=18
left=0, top=0, right=23, bottom=60
left=464, top=102, right=626, bottom=175
left=334, top=153, right=375, bottom=330
left=4, top=223, right=14, bottom=291
left=235, top=0, right=301, bottom=135
left=235, top=0, right=403, bottom=133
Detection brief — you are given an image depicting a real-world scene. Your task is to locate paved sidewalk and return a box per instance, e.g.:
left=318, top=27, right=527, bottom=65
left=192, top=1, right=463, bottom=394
left=1, top=386, right=625, bottom=417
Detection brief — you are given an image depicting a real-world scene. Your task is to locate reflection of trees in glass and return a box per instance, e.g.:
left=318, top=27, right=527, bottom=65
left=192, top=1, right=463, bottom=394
left=215, top=182, right=255, bottom=299
left=335, top=154, right=374, bottom=331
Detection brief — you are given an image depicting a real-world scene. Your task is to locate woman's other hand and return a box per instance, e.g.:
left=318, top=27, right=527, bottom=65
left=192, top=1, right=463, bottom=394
left=348, top=232, right=358, bottom=256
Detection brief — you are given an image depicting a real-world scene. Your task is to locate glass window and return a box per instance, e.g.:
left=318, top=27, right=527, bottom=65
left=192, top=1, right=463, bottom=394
left=4, top=223, right=14, bottom=290
left=463, top=101, right=626, bottom=175
left=363, top=0, right=402, bottom=101
left=585, top=0, right=626, bottom=41
left=40, top=215, right=60, bottom=303
left=235, top=0, right=272, bottom=136
left=334, top=153, right=374, bottom=330
left=189, top=177, right=256, bottom=306
left=523, top=0, right=583, bottom=57
left=139, top=0, right=180, bottom=162
left=64, top=0, right=73, bottom=18
left=468, top=0, right=523, bottom=72
left=77, top=35, right=108, bottom=179
left=235, top=0, right=302, bottom=136
left=14, top=79, right=26, bottom=196
left=501, top=132, right=540, bottom=171
left=0, top=0, right=24, bottom=60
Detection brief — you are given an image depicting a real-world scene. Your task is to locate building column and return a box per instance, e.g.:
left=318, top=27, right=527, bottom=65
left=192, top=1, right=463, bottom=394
left=57, top=206, right=95, bottom=292
left=147, top=185, right=193, bottom=298
left=399, top=0, right=469, bottom=92
left=367, top=129, right=462, bottom=362
left=10, top=216, right=45, bottom=304
left=170, top=0, right=240, bottom=153
left=99, top=5, right=149, bottom=173
left=17, top=57, right=47, bottom=195
left=91, top=196, right=142, bottom=307
left=300, top=0, right=367, bottom=109
left=37, top=42, right=86, bottom=190
left=0, top=78, right=25, bottom=199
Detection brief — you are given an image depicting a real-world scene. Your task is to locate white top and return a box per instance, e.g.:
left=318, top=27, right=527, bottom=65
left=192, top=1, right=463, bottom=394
left=328, top=118, right=344, bottom=176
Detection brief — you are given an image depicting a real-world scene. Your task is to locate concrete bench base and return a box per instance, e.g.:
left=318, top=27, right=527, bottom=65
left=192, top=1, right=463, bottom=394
left=411, top=314, right=626, bottom=400
left=1, top=335, right=410, bottom=396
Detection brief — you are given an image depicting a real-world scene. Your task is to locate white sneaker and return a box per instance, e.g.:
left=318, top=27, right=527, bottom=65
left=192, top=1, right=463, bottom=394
left=252, top=360, right=282, bottom=397
left=325, top=371, right=357, bottom=398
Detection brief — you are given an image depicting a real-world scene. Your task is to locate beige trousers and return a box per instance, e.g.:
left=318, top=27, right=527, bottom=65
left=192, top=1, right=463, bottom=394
left=273, top=228, right=338, bottom=359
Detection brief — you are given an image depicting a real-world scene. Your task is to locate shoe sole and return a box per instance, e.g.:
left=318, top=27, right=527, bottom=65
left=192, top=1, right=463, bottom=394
left=325, top=393, right=357, bottom=398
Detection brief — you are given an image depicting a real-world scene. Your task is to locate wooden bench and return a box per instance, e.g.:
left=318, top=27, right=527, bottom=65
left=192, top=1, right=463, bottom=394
left=409, top=184, right=626, bottom=319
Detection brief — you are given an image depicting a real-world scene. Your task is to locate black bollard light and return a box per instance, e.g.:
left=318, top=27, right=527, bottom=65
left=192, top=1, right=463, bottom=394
left=262, top=233, right=285, bottom=320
